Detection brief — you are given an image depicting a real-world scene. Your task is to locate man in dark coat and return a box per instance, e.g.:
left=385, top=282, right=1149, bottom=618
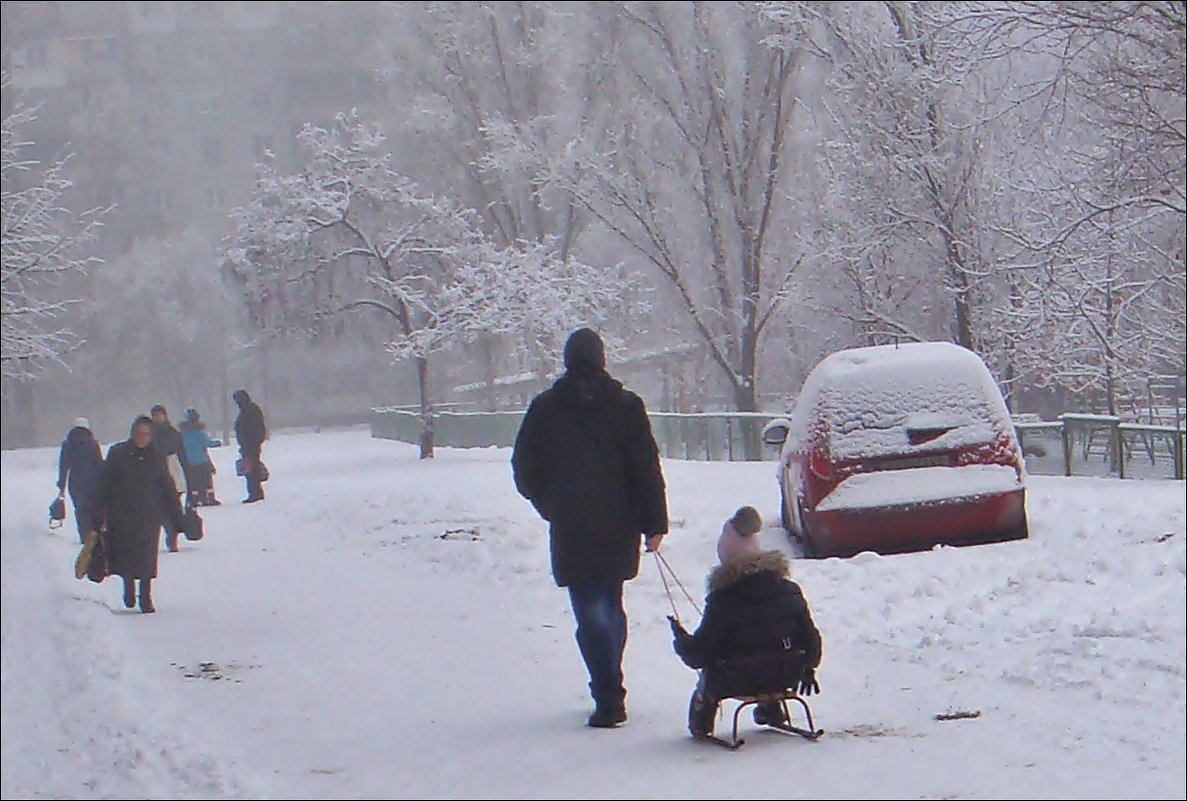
left=91, top=416, right=184, bottom=613
left=670, top=549, right=823, bottom=739
left=150, top=404, right=188, bottom=551
left=149, top=404, right=188, bottom=475
left=512, top=328, right=669, bottom=729
left=56, top=417, right=104, bottom=543
left=233, top=389, right=268, bottom=503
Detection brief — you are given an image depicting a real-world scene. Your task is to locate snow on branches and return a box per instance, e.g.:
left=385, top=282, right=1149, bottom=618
left=226, top=110, right=634, bottom=455
left=1, top=73, right=107, bottom=379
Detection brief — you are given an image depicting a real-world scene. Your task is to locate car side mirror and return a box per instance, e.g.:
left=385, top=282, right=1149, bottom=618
left=762, top=418, right=791, bottom=447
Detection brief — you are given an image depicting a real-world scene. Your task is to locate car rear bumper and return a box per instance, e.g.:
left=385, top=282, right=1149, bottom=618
left=804, top=487, right=1027, bottom=557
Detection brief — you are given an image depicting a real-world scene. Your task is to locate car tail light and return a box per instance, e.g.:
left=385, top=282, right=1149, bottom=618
left=810, top=447, right=834, bottom=480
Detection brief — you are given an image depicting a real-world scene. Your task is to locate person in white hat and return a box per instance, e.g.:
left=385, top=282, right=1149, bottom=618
left=56, top=417, right=103, bottom=543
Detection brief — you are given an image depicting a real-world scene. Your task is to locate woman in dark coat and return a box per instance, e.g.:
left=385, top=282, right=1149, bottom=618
left=56, top=417, right=104, bottom=543
left=92, top=416, right=183, bottom=613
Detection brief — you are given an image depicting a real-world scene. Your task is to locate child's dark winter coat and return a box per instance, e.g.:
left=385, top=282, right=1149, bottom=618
left=672, top=550, right=822, bottom=703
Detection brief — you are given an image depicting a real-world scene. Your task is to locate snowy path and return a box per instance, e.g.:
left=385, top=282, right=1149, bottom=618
left=3, top=430, right=1184, bottom=799
left=0, top=506, right=251, bottom=799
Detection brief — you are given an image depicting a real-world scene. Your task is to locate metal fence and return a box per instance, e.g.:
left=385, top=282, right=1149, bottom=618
left=1015, top=414, right=1185, bottom=480
left=371, top=407, right=1185, bottom=479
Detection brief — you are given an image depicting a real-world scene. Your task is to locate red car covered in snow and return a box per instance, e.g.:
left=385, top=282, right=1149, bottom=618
left=763, top=342, right=1028, bottom=558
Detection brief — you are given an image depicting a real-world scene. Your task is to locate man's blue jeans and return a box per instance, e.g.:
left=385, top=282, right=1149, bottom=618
left=568, top=579, right=627, bottom=709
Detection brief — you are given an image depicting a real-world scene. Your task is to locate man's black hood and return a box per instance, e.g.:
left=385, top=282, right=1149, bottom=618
left=563, top=328, right=606, bottom=372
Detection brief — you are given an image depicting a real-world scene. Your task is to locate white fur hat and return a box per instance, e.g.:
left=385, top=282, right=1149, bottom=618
left=74, top=417, right=91, bottom=430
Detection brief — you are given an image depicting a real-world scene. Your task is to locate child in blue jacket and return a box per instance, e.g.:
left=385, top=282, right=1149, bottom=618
left=179, top=408, right=222, bottom=506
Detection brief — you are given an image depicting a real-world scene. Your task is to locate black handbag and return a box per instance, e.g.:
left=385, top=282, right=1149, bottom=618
left=75, top=528, right=109, bottom=583
left=49, top=496, right=66, bottom=528
left=180, top=507, right=205, bottom=541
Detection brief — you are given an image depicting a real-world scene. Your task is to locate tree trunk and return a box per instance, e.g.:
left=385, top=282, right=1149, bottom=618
left=730, top=366, right=762, bottom=461
left=479, top=335, right=498, bottom=412
left=937, top=209, right=976, bottom=351
left=416, top=356, right=434, bottom=459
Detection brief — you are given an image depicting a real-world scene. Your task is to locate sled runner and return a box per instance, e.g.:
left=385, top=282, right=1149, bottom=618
left=696, top=689, right=824, bottom=750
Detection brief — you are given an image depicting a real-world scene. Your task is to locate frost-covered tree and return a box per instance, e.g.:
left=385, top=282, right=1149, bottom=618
left=1, top=74, right=107, bottom=379
left=962, top=1, right=1186, bottom=413
left=541, top=1, right=812, bottom=432
left=227, top=111, right=631, bottom=457
left=766, top=2, right=1021, bottom=357
left=377, top=2, right=647, bottom=393
left=77, top=227, right=246, bottom=435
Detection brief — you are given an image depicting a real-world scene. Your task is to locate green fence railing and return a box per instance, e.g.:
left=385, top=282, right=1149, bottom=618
left=1012, top=414, right=1183, bottom=479
left=372, top=407, right=1185, bottom=478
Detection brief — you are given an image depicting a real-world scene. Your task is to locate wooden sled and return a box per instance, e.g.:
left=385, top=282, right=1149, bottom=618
left=695, top=689, right=824, bottom=750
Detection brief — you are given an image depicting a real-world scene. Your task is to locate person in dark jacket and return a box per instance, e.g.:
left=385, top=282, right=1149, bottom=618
left=179, top=407, right=222, bottom=506
left=512, top=328, right=669, bottom=729
left=232, top=389, right=268, bottom=503
left=669, top=518, right=823, bottom=739
left=56, top=417, right=104, bottom=543
left=90, top=416, right=184, bottom=613
left=150, top=404, right=188, bottom=551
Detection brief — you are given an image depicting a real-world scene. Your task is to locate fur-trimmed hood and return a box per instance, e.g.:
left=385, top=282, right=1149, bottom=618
left=707, top=549, right=791, bottom=594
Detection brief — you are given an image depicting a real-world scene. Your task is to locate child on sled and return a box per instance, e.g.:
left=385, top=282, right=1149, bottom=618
left=669, top=506, right=823, bottom=739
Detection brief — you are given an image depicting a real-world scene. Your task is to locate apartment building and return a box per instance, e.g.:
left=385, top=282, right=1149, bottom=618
left=3, top=0, right=388, bottom=250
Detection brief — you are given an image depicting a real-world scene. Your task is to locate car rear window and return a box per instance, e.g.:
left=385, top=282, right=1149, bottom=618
left=789, top=342, right=1015, bottom=462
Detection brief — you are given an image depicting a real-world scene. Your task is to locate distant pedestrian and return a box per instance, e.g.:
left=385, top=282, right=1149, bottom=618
left=56, top=417, right=104, bottom=543
left=90, top=416, right=184, bottom=613
left=179, top=408, right=222, bottom=506
left=232, top=389, right=268, bottom=503
left=150, top=404, right=188, bottom=551
left=512, top=328, right=669, bottom=729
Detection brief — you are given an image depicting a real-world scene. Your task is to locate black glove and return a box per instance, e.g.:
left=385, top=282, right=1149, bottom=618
left=668, top=615, right=690, bottom=653
left=797, top=667, right=820, bottom=696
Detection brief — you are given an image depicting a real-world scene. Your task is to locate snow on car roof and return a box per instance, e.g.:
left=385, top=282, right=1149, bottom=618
left=788, top=342, right=1016, bottom=461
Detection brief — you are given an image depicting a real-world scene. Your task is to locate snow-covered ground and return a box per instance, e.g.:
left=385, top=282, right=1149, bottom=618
left=2, top=428, right=1185, bottom=800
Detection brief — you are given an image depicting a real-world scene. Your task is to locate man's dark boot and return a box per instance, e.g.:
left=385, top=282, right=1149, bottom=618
left=122, top=577, right=136, bottom=609
left=138, top=579, right=155, bottom=614
left=587, top=703, right=627, bottom=728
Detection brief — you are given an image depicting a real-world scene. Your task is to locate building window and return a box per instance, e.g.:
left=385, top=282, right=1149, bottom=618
left=27, top=41, right=48, bottom=68
left=206, top=186, right=226, bottom=210
left=251, top=86, right=272, bottom=109
left=201, top=137, right=224, bottom=164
